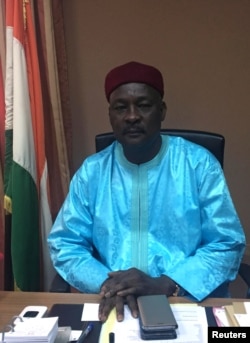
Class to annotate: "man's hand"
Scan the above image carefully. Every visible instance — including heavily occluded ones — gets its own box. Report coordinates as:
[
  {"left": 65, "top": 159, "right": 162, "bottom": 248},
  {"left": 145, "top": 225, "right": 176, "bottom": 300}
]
[
  {"left": 98, "top": 294, "right": 138, "bottom": 323},
  {"left": 100, "top": 268, "right": 176, "bottom": 298},
  {"left": 98, "top": 268, "right": 177, "bottom": 322}
]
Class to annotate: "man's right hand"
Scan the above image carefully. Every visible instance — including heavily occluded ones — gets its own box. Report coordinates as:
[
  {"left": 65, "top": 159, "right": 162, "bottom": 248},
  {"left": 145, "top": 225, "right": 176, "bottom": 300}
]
[{"left": 98, "top": 294, "right": 138, "bottom": 323}]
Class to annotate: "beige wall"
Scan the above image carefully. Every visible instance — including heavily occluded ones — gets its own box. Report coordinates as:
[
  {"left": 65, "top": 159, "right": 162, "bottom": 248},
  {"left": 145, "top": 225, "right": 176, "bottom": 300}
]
[{"left": 62, "top": 0, "right": 250, "bottom": 247}]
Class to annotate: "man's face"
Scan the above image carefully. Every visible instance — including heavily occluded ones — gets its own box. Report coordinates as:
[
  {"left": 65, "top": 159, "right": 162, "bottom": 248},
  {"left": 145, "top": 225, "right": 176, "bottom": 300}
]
[{"left": 108, "top": 83, "right": 166, "bottom": 147}]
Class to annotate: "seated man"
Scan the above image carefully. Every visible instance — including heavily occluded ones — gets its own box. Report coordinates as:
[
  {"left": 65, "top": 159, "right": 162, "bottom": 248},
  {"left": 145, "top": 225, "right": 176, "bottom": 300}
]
[{"left": 48, "top": 61, "right": 246, "bottom": 322}]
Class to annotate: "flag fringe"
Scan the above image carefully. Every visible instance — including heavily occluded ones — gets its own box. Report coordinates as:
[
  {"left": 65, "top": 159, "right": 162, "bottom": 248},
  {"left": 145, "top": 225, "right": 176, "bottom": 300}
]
[{"left": 4, "top": 195, "right": 12, "bottom": 214}]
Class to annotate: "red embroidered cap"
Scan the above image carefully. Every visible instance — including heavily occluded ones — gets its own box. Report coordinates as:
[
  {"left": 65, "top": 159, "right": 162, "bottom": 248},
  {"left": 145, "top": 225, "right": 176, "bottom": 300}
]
[{"left": 105, "top": 61, "right": 164, "bottom": 101}]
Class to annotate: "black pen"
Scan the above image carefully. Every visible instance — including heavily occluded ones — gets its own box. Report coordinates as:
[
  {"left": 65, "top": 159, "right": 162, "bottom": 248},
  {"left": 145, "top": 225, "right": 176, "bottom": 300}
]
[
  {"left": 77, "top": 323, "right": 94, "bottom": 343},
  {"left": 109, "top": 332, "right": 115, "bottom": 343}
]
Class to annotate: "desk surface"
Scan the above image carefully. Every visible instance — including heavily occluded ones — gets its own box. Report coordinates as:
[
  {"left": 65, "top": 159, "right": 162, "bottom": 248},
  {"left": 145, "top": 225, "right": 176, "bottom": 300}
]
[{"left": 0, "top": 291, "right": 249, "bottom": 328}]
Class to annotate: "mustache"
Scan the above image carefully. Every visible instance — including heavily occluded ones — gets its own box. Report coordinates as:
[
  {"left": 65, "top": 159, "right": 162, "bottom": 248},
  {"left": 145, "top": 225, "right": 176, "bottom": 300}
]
[{"left": 122, "top": 126, "right": 145, "bottom": 134}]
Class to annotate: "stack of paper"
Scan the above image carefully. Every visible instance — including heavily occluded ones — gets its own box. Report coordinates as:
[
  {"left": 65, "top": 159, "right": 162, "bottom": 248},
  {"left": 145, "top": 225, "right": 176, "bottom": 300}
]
[
  {"left": 213, "top": 302, "right": 250, "bottom": 327},
  {"left": 3, "top": 317, "right": 58, "bottom": 343}
]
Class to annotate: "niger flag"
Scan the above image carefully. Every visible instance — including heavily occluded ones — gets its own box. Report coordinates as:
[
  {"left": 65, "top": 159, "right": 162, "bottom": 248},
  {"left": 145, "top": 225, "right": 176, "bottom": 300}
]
[{"left": 4, "top": 0, "right": 53, "bottom": 291}]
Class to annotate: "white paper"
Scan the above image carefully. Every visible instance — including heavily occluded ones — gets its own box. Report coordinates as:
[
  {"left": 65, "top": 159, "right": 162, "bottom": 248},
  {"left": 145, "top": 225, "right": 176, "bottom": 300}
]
[
  {"left": 234, "top": 314, "right": 250, "bottom": 327},
  {"left": 212, "top": 307, "right": 230, "bottom": 327},
  {"left": 234, "top": 302, "right": 250, "bottom": 327},
  {"left": 69, "top": 330, "right": 82, "bottom": 341},
  {"left": 99, "top": 304, "right": 208, "bottom": 343},
  {"left": 81, "top": 303, "right": 100, "bottom": 321}
]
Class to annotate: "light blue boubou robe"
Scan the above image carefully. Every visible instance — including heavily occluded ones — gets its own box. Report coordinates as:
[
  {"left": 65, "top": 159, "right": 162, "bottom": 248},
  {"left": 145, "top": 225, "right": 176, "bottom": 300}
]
[{"left": 48, "top": 135, "right": 245, "bottom": 300}]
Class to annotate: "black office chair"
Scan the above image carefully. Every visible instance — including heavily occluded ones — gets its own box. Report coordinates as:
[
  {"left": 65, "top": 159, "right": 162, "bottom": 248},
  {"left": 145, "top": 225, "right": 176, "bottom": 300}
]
[
  {"left": 50, "top": 129, "right": 249, "bottom": 297},
  {"left": 95, "top": 129, "right": 225, "bottom": 168},
  {"left": 238, "top": 263, "right": 250, "bottom": 299}
]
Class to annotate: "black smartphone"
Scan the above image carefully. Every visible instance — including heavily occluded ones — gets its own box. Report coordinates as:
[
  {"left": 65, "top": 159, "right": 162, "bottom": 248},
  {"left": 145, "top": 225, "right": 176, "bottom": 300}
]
[
  {"left": 137, "top": 295, "right": 178, "bottom": 332},
  {"left": 139, "top": 321, "right": 177, "bottom": 340}
]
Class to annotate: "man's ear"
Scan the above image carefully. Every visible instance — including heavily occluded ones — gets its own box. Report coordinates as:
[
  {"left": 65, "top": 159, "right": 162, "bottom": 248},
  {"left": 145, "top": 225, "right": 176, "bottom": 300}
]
[
  {"left": 108, "top": 108, "right": 114, "bottom": 129},
  {"left": 161, "top": 101, "right": 167, "bottom": 121}
]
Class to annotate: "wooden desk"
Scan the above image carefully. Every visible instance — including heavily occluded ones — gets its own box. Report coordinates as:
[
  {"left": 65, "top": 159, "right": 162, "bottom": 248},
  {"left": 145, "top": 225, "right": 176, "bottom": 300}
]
[
  {"left": 0, "top": 292, "right": 99, "bottom": 328},
  {"left": 0, "top": 291, "right": 249, "bottom": 328}
]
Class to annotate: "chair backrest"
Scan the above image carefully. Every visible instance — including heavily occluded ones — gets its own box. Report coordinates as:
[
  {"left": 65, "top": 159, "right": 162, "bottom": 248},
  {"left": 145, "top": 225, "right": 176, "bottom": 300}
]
[{"left": 95, "top": 129, "right": 225, "bottom": 168}]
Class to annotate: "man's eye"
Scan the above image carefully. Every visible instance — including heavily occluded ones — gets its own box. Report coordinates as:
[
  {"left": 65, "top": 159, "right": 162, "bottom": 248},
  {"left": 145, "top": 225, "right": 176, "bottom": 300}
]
[
  {"left": 113, "top": 105, "right": 126, "bottom": 112},
  {"left": 138, "top": 103, "right": 151, "bottom": 109}
]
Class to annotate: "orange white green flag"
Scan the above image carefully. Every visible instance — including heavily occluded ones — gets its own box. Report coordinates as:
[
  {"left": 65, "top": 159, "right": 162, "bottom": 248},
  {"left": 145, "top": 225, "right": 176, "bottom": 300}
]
[{"left": 4, "top": 0, "right": 54, "bottom": 291}]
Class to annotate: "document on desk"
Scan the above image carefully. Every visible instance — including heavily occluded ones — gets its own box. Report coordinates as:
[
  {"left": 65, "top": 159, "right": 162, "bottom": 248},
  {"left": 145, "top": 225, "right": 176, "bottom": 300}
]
[
  {"left": 233, "top": 301, "right": 250, "bottom": 327},
  {"left": 99, "top": 304, "right": 208, "bottom": 343}
]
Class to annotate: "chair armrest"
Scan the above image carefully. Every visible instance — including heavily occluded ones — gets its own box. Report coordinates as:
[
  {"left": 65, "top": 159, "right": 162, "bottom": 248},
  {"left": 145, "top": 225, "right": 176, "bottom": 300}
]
[
  {"left": 238, "top": 262, "right": 250, "bottom": 298},
  {"left": 50, "top": 273, "right": 71, "bottom": 293}
]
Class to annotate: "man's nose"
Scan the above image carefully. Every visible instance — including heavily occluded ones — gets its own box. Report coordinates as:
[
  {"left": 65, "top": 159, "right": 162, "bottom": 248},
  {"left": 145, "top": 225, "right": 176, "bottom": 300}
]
[{"left": 124, "top": 105, "right": 140, "bottom": 122}]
